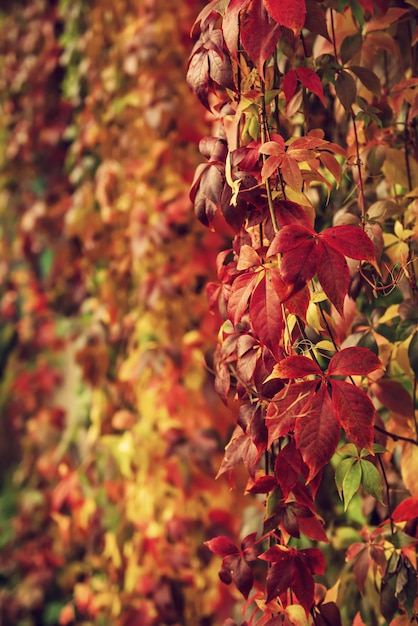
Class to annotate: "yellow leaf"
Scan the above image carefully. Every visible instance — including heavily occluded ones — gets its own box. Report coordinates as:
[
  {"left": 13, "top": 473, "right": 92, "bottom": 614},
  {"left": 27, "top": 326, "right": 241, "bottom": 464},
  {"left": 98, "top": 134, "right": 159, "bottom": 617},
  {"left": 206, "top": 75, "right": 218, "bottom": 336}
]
[
  {"left": 401, "top": 442, "right": 418, "bottom": 495},
  {"left": 383, "top": 233, "right": 409, "bottom": 264},
  {"left": 284, "top": 604, "right": 310, "bottom": 625},
  {"left": 324, "top": 579, "right": 340, "bottom": 604},
  {"left": 103, "top": 533, "right": 122, "bottom": 569},
  {"left": 382, "top": 148, "right": 418, "bottom": 189}
]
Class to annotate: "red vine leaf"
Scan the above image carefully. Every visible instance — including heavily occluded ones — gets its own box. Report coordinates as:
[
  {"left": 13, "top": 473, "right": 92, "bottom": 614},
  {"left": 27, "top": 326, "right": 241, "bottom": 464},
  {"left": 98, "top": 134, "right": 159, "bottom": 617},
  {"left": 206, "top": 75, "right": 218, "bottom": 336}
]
[
  {"left": 262, "top": 0, "right": 306, "bottom": 34},
  {"left": 370, "top": 379, "right": 414, "bottom": 418},
  {"left": 304, "top": 0, "right": 330, "bottom": 40},
  {"left": 295, "top": 67, "right": 326, "bottom": 106},
  {"left": 205, "top": 536, "right": 240, "bottom": 556},
  {"left": 267, "top": 223, "right": 376, "bottom": 314},
  {"left": 273, "top": 354, "right": 322, "bottom": 379},
  {"left": 190, "top": 162, "right": 225, "bottom": 227},
  {"left": 240, "top": 0, "right": 281, "bottom": 77},
  {"left": 295, "top": 385, "right": 341, "bottom": 482},
  {"left": 266, "top": 380, "right": 318, "bottom": 444},
  {"left": 216, "top": 425, "right": 263, "bottom": 479},
  {"left": 261, "top": 545, "right": 325, "bottom": 614},
  {"left": 328, "top": 347, "right": 382, "bottom": 377},
  {"left": 249, "top": 269, "right": 284, "bottom": 358},
  {"left": 222, "top": 0, "right": 249, "bottom": 61},
  {"left": 317, "top": 243, "right": 349, "bottom": 315},
  {"left": 329, "top": 380, "right": 375, "bottom": 452},
  {"left": 227, "top": 272, "right": 260, "bottom": 325},
  {"left": 392, "top": 497, "right": 418, "bottom": 523},
  {"left": 206, "top": 533, "right": 258, "bottom": 599},
  {"left": 320, "top": 225, "right": 376, "bottom": 264}
]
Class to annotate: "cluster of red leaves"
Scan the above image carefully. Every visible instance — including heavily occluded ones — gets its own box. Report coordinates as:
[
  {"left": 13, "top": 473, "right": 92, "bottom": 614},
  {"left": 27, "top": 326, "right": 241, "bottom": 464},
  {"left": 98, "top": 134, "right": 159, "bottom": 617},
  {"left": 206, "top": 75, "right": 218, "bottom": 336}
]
[{"left": 188, "top": 0, "right": 418, "bottom": 624}]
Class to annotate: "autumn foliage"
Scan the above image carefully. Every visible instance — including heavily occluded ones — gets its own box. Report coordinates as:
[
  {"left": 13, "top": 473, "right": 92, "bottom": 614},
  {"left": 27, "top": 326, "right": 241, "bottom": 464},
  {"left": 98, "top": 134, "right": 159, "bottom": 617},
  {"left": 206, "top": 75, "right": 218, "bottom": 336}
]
[
  {"left": 0, "top": 1, "right": 245, "bottom": 624},
  {"left": 188, "top": 0, "right": 418, "bottom": 624},
  {"left": 1, "top": 0, "right": 418, "bottom": 625}
]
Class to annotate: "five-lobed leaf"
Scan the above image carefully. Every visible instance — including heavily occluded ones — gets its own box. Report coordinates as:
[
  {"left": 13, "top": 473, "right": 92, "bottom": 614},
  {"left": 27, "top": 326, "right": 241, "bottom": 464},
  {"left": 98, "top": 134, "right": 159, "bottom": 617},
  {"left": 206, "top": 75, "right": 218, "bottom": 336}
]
[
  {"left": 261, "top": 545, "right": 325, "bottom": 614},
  {"left": 267, "top": 223, "right": 376, "bottom": 314}
]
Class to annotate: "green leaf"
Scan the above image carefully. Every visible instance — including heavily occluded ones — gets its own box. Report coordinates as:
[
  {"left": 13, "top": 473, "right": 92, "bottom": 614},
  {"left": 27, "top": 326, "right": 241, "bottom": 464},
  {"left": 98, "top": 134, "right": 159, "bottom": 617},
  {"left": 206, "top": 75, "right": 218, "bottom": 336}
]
[
  {"left": 350, "top": 0, "right": 365, "bottom": 26},
  {"left": 360, "top": 459, "right": 384, "bottom": 503},
  {"left": 39, "top": 248, "right": 54, "bottom": 279},
  {"left": 396, "top": 320, "right": 416, "bottom": 342},
  {"left": 357, "top": 330, "right": 378, "bottom": 355},
  {"left": 337, "top": 442, "right": 359, "bottom": 458},
  {"left": 335, "top": 455, "right": 361, "bottom": 511},
  {"left": 342, "top": 460, "right": 362, "bottom": 510}
]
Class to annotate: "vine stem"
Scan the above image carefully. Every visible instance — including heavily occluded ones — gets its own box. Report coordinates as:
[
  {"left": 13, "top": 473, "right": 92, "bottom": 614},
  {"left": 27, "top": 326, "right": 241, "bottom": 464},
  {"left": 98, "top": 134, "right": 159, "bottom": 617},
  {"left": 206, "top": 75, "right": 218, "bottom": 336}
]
[
  {"left": 351, "top": 109, "right": 366, "bottom": 225},
  {"left": 377, "top": 453, "right": 394, "bottom": 535},
  {"left": 404, "top": 103, "right": 412, "bottom": 192},
  {"left": 259, "top": 96, "right": 280, "bottom": 233},
  {"left": 330, "top": 9, "right": 339, "bottom": 62},
  {"left": 374, "top": 424, "right": 418, "bottom": 447}
]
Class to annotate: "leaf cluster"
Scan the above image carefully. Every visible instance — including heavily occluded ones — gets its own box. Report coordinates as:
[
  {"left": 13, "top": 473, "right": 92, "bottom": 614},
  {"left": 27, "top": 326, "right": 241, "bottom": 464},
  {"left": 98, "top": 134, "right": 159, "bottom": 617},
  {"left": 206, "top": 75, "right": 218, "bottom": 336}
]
[{"left": 189, "top": 0, "right": 418, "bottom": 624}]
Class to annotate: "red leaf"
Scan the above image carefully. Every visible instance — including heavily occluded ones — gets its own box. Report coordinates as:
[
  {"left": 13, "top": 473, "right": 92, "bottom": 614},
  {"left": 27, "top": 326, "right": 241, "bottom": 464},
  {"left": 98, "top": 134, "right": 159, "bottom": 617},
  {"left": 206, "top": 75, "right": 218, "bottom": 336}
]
[
  {"left": 295, "top": 67, "right": 325, "bottom": 106},
  {"left": 216, "top": 425, "right": 262, "bottom": 478},
  {"left": 221, "top": 554, "right": 254, "bottom": 598},
  {"left": 277, "top": 239, "right": 319, "bottom": 291},
  {"left": 298, "top": 547, "right": 326, "bottom": 575},
  {"left": 190, "top": 162, "right": 225, "bottom": 227},
  {"left": 319, "top": 151, "right": 342, "bottom": 184},
  {"left": 205, "top": 536, "right": 238, "bottom": 556},
  {"left": 273, "top": 354, "right": 322, "bottom": 379},
  {"left": 283, "top": 70, "right": 298, "bottom": 106},
  {"left": 265, "top": 559, "right": 294, "bottom": 601},
  {"left": 266, "top": 380, "right": 318, "bottom": 444},
  {"left": 330, "top": 380, "right": 375, "bottom": 451},
  {"left": 186, "top": 48, "right": 210, "bottom": 109},
  {"left": 263, "top": 0, "right": 306, "bottom": 33},
  {"left": 222, "top": 0, "right": 249, "bottom": 61},
  {"left": 370, "top": 379, "right": 414, "bottom": 418},
  {"left": 228, "top": 272, "right": 259, "bottom": 324},
  {"left": 298, "top": 513, "right": 328, "bottom": 542},
  {"left": 249, "top": 271, "right": 284, "bottom": 358},
  {"left": 263, "top": 546, "right": 323, "bottom": 614},
  {"left": 261, "top": 154, "right": 282, "bottom": 180},
  {"left": 285, "top": 284, "right": 311, "bottom": 320},
  {"left": 304, "top": 0, "right": 330, "bottom": 40},
  {"left": 247, "top": 474, "right": 277, "bottom": 494},
  {"left": 260, "top": 544, "right": 291, "bottom": 563},
  {"left": 274, "top": 439, "right": 302, "bottom": 497},
  {"left": 241, "top": 532, "right": 259, "bottom": 561},
  {"left": 241, "top": 0, "right": 281, "bottom": 77},
  {"left": 274, "top": 200, "right": 312, "bottom": 228},
  {"left": 281, "top": 154, "right": 303, "bottom": 191},
  {"left": 320, "top": 225, "right": 376, "bottom": 263},
  {"left": 328, "top": 347, "right": 382, "bottom": 377},
  {"left": 316, "top": 244, "right": 349, "bottom": 315},
  {"left": 392, "top": 497, "right": 418, "bottom": 522},
  {"left": 365, "top": 7, "right": 408, "bottom": 33},
  {"left": 295, "top": 385, "right": 340, "bottom": 481}
]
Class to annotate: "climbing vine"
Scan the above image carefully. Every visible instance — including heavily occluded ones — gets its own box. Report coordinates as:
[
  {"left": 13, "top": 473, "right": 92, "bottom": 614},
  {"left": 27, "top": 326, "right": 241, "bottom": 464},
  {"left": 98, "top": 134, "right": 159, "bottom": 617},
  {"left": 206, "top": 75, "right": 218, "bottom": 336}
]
[{"left": 188, "top": 1, "right": 418, "bottom": 624}]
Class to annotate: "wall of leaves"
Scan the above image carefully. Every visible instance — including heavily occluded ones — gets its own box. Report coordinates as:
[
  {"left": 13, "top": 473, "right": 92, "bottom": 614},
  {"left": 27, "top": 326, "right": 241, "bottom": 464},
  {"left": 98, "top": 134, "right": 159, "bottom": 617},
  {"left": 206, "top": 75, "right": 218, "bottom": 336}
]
[{"left": 0, "top": 1, "right": 246, "bottom": 624}]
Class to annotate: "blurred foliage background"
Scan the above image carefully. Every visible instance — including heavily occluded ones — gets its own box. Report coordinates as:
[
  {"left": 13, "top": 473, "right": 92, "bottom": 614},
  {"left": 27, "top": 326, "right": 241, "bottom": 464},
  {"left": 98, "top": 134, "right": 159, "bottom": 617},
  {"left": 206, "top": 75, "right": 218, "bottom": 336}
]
[{"left": 0, "top": 1, "right": 248, "bottom": 624}]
